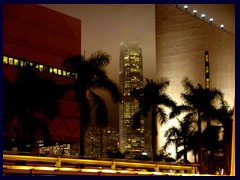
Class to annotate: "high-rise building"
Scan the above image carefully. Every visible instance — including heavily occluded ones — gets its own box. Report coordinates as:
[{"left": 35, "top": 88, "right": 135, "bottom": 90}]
[
  {"left": 3, "top": 4, "right": 81, "bottom": 150},
  {"left": 84, "top": 126, "right": 119, "bottom": 158},
  {"left": 155, "top": 4, "right": 235, "bottom": 159},
  {"left": 119, "top": 42, "right": 145, "bottom": 158}
]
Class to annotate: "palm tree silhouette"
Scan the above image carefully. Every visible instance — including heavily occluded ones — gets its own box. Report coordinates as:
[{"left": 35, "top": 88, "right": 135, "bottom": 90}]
[
  {"left": 170, "top": 77, "right": 222, "bottom": 173},
  {"left": 4, "top": 64, "right": 64, "bottom": 151},
  {"left": 131, "top": 78, "right": 176, "bottom": 159},
  {"left": 63, "top": 51, "right": 121, "bottom": 157},
  {"left": 163, "top": 117, "right": 195, "bottom": 163}
]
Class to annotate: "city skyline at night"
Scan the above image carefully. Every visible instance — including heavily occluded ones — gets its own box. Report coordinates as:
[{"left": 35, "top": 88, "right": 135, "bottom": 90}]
[
  {"left": 40, "top": 4, "right": 235, "bottom": 129},
  {"left": 2, "top": 3, "right": 236, "bottom": 175}
]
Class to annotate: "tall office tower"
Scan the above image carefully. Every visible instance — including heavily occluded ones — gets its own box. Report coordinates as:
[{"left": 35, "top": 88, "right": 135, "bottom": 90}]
[
  {"left": 119, "top": 42, "right": 145, "bottom": 158},
  {"left": 155, "top": 4, "right": 235, "bottom": 159}
]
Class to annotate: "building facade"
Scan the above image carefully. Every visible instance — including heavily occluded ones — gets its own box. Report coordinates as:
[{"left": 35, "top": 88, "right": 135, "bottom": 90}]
[
  {"left": 3, "top": 4, "right": 82, "bottom": 150},
  {"left": 155, "top": 4, "right": 235, "bottom": 159},
  {"left": 119, "top": 42, "right": 146, "bottom": 158},
  {"left": 84, "top": 126, "right": 119, "bottom": 158}
]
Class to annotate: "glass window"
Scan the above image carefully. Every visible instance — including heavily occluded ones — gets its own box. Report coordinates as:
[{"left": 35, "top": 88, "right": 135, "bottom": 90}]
[
  {"left": 3, "top": 56, "right": 8, "bottom": 64},
  {"left": 49, "top": 67, "right": 53, "bottom": 73},
  {"left": 14, "top": 58, "right": 19, "bottom": 66},
  {"left": 9, "top": 57, "right": 13, "bottom": 65},
  {"left": 67, "top": 72, "right": 71, "bottom": 77},
  {"left": 20, "top": 60, "right": 25, "bottom": 67},
  {"left": 58, "top": 69, "right": 62, "bottom": 75},
  {"left": 39, "top": 64, "right": 44, "bottom": 72},
  {"left": 62, "top": 70, "right": 66, "bottom": 76},
  {"left": 53, "top": 68, "right": 58, "bottom": 74}
]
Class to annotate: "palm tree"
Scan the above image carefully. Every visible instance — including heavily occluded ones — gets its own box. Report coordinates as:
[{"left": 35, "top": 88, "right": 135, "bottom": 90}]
[
  {"left": 4, "top": 64, "right": 64, "bottom": 151},
  {"left": 216, "top": 98, "right": 233, "bottom": 175},
  {"left": 163, "top": 117, "right": 195, "bottom": 163},
  {"left": 170, "top": 77, "right": 223, "bottom": 173},
  {"left": 131, "top": 78, "right": 176, "bottom": 159},
  {"left": 63, "top": 51, "right": 121, "bottom": 157}
]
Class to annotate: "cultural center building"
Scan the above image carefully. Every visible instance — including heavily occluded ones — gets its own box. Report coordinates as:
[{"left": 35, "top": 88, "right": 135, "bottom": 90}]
[
  {"left": 3, "top": 4, "right": 82, "bottom": 152},
  {"left": 155, "top": 4, "right": 235, "bottom": 159}
]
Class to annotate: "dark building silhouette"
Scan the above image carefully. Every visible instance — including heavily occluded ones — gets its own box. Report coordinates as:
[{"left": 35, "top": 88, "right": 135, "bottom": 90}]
[{"left": 3, "top": 4, "right": 81, "bottom": 151}]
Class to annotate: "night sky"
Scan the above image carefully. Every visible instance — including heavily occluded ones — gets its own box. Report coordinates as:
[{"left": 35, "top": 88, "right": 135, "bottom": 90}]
[{"left": 40, "top": 4, "right": 235, "bottom": 129}]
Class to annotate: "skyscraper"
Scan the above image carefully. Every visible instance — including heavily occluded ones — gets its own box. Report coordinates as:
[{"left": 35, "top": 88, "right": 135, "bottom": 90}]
[{"left": 119, "top": 42, "right": 145, "bottom": 158}]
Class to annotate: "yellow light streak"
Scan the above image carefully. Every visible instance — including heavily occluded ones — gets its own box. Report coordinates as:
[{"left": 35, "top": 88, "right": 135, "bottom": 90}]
[{"left": 80, "top": 169, "right": 99, "bottom": 173}]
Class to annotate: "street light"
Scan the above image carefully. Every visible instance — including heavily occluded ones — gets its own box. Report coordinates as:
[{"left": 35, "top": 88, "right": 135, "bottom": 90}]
[
  {"left": 184, "top": 5, "right": 188, "bottom": 12},
  {"left": 193, "top": 9, "right": 197, "bottom": 16},
  {"left": 209, "top": 18, "right": 213, "bottom": 24},
  {"left": 220, "top": 24, "right": 224, "bottom": 29},
  {"left": 201, "top": 14, "right": 206, "bottom": 20}
]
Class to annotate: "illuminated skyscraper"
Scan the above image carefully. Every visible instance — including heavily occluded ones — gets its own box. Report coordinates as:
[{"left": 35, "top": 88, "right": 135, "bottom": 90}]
[{"left": 119, "top": 42, "right": 145, "bottom": 157}]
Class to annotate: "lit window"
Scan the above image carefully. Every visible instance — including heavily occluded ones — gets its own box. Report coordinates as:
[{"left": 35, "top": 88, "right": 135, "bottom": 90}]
[
  {"left": 14, "top": 58, "right": 19, "bottom": 66},
  {"left": 67, "top": 72, "right": 71, "bottom": 77},
  {"left": 62, "top": 70, "right": 66, "bottom": 76},
  {"left": 29, "top": 62, "right": 34, "bottom": 66},
  {"left": 205, "top": 54, "right": 209, "bottom": 62},
  {"left": 53, "top": 68, "right": 57, "bottom": 74},
  {"left": 20, "top": 60, "right": 25, "bottom": 67},
  {"left": 3, "top": 56, "right": 8, "bottom": 64},
  {"left": 58, "top": 69, "right": 62, "bottom": 75},
  {"left": 49, "top": 67, "right": 53, "bottom": 73},
  {"left": 9, "top": 57, "right": 13, "bottom": 65},
  {"left": 39, "top": 64, "right": 44, "bottom": 71}
]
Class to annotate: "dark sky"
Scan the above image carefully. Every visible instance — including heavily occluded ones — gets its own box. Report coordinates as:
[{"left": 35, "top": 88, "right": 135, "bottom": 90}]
[{"left": 40, "top": 4, "right": 235, "bottom": 129}]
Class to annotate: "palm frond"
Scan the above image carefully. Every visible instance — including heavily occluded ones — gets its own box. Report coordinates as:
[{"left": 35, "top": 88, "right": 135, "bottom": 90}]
[
  {"left": 88, "top": 50, "right": 110, "bottom": 67},
  {"left": 88, "top": 90, "right": 108, "bottom": 129},
  {"left": 156, "top": 106, "right": 168, "bottom": 125},
  {"left": 157, "top": 93, "right": 176, "bottom": 110},
  {"left": 63, "top": 55, "right": 85, "bottom": 73},
  {"left": 90, "top": 79, "right": 122, "bottom": 103},
  {"left": 132, "top": 110, "right": 142, "bottom": 130}
]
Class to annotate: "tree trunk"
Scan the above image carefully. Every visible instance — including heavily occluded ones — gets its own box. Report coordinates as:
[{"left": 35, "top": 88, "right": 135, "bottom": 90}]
[
  {"left": 151, "top": 106, "right": 157, "bottom": 159},
  {"left": 224, "top": 121, "right": 231, "bottom": 175},
  {"left": 197, "top": 113, "right": 202, "bottom": 173},
  {"left": 183, "top": 138, "right": 187, "bottom": 163},
  {"left": 100, "top": 128, "right": 103, "bottom": 158},
  {"left": 17, "top": 117, "right": 22, "bottom": 151}
]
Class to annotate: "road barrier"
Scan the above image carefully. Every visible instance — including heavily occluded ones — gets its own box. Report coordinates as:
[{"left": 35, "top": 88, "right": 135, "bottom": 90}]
[{"left": 3, "top": 153, "right": 201, "bottom": 176}]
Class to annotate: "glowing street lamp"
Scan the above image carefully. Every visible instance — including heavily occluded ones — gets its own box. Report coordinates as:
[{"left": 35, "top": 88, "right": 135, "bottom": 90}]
[
  {"left": 184, "top": 5, "right": 188, "bottom": 12},
  {"left": 201, "top": 14, "right": 206, "bottom": 20},
  {"left": 220, "top": 24, "right": 224, "bottom": 29},
  {"left": 209, "top": 18, "right": 213, "bottom": 24},
  {"left": 193, "top": 9, "right": 197, "bottom": 16}
]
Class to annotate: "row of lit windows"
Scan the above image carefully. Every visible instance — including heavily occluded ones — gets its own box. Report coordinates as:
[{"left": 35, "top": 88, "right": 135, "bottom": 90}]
[
  {"left": 205, "top": 52, "right": 210, "bottom": 89},
  {"left": 205, "top": 54, "right": 209, "bottom": 62},
  {"left": 3, "top": 55, "right": 77, "bottom": 79}
]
